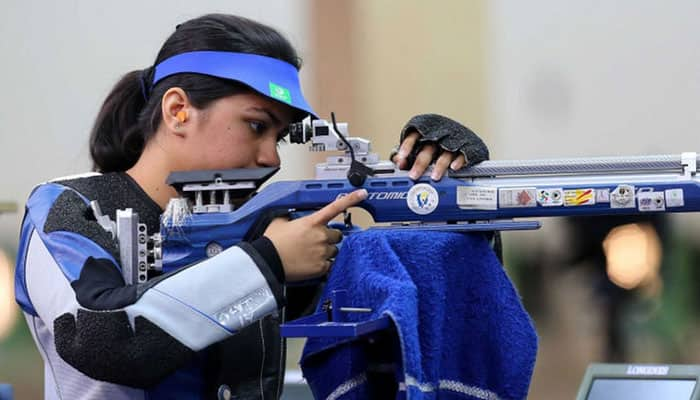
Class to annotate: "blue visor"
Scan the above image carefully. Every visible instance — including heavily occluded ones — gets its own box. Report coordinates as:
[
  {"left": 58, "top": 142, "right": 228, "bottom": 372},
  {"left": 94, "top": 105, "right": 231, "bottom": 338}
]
[{"left": 152, "top": 51, "right": 317, "bottom": 119}]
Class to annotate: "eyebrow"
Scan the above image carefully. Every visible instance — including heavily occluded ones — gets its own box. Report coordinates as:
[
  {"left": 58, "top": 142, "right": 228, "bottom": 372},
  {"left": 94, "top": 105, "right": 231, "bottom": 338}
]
[{"left": 247, "top": 107, "right": 281, "bottom": 126}]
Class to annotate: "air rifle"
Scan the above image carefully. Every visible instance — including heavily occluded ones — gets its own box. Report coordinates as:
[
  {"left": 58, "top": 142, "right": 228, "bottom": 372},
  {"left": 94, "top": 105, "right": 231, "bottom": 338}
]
[{"left": 92, "top": 116, "right": 700, "bottom": 287}]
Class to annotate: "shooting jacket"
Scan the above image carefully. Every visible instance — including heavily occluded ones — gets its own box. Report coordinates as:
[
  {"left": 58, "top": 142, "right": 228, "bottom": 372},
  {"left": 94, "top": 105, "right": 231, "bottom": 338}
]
[{"left": 15, "top": 172, "right": 315, "bottom": 399}]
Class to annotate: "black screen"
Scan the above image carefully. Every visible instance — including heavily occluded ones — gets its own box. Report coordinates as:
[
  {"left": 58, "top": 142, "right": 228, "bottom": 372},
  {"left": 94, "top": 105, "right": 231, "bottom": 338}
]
[{"left": 587, "top": 378, "right": 696, "bottom": 400}]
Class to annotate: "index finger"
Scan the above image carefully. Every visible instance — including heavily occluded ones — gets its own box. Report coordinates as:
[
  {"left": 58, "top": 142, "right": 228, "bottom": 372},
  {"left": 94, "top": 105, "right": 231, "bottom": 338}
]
[{"left": 310, "top": 189, "right": 368, "bottom": 225}]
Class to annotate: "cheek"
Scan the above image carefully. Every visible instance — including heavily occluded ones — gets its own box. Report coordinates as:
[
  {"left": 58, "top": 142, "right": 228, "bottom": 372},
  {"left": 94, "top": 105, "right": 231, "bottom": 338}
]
[
  {"left": 224, "top": 123, "right": 256, "bottom": 151},
  {"left": 202, "top": 123, "right": 257, "bottom": 167}
]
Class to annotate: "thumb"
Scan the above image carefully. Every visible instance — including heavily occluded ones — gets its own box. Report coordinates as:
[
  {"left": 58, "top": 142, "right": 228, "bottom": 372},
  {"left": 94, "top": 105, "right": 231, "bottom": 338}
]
[{"left": 310, "top": 189, "right": 368, "bottom": 225}]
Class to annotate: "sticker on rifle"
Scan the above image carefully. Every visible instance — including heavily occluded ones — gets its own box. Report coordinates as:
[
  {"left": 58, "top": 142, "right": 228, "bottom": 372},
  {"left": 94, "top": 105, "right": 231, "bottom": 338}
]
[
  {"left": 407, "top": 183, "right": 439, "bottom": 215},
  {"left": 638, "top": 188, "right": 665, "bottom": 211},
  {"left": 537, "top": 188, "right": 564, "bottom": 207},
  {"left": 610, "top": 185, "right": 635, "bottom": 208},
  {"left": 665, "top": 189, "right": 684, "bottom": 208},
  {"left": 596, "top": 188, "right": 610, "bottom": 203},
  {"left": 457, "top": 186, "right": 497, "bottom": 210},
  {"left": 499, "top": 188, "right": 537, "bottom": 208},
  {"left": 564, "top": 189, "right": 595, "bottom": 206}
]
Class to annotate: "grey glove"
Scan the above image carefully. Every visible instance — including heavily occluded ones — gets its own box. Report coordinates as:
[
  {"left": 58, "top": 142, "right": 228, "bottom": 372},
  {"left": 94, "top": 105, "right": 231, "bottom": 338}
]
[{"left": 395, "top": 113, "right": 489, "bottom": 168}]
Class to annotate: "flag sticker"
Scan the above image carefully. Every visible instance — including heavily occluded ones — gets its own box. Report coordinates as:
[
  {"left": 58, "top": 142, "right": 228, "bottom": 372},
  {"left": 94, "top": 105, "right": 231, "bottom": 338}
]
[
  {"left": 269, "top": 82, "right": 292, "bottom": 104},
  {"left": 564, "top": 189, "right": 595, "bottom": 206}
]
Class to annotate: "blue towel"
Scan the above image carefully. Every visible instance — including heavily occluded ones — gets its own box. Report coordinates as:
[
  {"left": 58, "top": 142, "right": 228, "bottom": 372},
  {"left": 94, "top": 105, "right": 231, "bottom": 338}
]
[{"left": 300, "top": 230, "right": 538, "bottom": 400}]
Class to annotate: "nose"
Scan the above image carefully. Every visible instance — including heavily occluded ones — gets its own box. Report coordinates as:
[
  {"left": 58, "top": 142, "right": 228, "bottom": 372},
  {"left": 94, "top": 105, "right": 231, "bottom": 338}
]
[{"left": 256, "top": 137, "right": 281, "bottom": 168}]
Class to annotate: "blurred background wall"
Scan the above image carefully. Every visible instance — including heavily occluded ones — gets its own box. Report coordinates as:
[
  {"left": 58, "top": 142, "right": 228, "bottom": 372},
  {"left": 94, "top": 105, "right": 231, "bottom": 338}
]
[{"left": 2, "top": 1, "right": 700, "bottom": 399}]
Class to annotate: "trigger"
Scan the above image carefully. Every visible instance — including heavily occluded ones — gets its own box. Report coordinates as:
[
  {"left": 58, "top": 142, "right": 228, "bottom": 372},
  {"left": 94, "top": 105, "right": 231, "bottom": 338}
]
[{"left": 343, "top": 211, "right": 352, "bottom": 229}]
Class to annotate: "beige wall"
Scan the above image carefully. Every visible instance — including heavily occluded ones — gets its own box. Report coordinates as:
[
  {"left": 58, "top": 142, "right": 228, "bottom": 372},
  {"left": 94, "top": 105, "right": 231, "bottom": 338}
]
[{"left": 311, "top": 1, "right": 488, "bottom": 159}]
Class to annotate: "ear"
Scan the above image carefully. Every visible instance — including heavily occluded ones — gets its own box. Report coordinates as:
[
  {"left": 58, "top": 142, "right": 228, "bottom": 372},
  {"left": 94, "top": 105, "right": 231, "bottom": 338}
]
[{"left": 161, "top": 87, "right": 192, "bottom": 138}]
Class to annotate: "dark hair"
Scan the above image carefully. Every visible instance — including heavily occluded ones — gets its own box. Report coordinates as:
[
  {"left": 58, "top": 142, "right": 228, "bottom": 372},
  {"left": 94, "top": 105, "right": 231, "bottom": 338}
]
[{"left": 89, "top": 14, "right": 302, "bottom": 172}]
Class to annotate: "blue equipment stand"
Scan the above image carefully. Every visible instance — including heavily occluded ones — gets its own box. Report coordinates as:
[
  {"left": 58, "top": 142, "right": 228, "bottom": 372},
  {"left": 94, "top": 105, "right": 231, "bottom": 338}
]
[{"left": 281, "top": 290, "right": 391, "bottom": 339}]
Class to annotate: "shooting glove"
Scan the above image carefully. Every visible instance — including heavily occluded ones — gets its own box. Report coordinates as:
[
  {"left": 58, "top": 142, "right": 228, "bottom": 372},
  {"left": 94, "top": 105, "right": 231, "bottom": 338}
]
[
  {"left": 394, "top": 113, "right": 490, "bottom": 168},
  {"left": 393, "top": 114, "right": 501, "bottom": 262}
]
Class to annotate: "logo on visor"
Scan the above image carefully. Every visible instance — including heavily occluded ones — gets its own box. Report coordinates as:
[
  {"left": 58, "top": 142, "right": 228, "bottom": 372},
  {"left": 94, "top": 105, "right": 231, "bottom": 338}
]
[{"left": 269, "top": 82, "right": 292, "bottom": 104}]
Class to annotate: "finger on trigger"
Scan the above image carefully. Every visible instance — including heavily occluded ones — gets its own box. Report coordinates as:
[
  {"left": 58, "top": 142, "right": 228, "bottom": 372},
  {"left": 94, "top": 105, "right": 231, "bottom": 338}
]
[
  {"left": 311, "top": 189, "right": 368, "bottom": 225},
  {"left": 431, "top": 151, "right": 453, "bottom": 181}
]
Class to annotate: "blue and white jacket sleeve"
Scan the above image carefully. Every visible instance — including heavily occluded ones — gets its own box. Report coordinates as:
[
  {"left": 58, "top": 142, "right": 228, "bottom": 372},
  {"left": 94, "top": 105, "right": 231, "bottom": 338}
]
[{"left": 14, "top": 182, "right": 286, "bottom": 388}]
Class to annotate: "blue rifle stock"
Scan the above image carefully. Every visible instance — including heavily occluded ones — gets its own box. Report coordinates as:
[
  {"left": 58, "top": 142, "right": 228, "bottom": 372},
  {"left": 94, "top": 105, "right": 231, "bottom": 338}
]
[
  {"left": 156, "top": 152, "right": 700, "bottom": 273},
  {"left": 158, "top": 172, "right": 525, "bottom": 272}
]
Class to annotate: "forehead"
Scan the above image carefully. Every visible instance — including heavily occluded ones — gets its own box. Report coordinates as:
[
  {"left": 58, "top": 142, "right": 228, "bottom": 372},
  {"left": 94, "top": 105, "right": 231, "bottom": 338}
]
[{"left": 212, "top": 91, "right": 299, "bottom": 123}]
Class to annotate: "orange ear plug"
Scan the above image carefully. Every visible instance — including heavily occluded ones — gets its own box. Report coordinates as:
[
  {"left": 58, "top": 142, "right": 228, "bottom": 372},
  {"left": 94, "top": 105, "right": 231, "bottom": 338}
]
[{"left": 176, "top": 110, "right": 188, "bottom": 123}]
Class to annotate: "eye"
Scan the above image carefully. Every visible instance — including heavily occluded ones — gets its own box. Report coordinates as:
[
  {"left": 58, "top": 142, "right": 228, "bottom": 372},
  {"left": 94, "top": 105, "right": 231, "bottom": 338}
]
[{"left": 249, "top": 120, "right": 268, "bottom": 134}]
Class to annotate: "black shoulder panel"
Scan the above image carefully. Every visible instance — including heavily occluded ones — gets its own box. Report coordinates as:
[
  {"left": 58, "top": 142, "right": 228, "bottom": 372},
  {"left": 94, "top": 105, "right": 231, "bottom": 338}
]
[
  {"left": 43, "top": 189, "right": 120, "bottom": 261},
  {"left": 59, "top": 173, "right": 162, "bottom": 234},
  {"left": 54, "top": 309, "right": 194, "bottom": 388}
]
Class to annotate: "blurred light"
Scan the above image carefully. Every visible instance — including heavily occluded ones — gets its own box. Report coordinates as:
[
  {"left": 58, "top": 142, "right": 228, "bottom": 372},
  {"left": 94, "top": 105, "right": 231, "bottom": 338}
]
[
  {"left": 602, "top": 223, "right": 662, "bottom": 291},
  {"left": 0, "top": 249, "right": 17, "bottom": 340}
]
